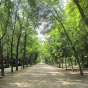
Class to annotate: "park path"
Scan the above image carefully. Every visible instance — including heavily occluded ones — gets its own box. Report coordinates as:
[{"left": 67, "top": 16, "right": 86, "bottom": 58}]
[{"left": 0, "top": 63, "right": 88, "bottom": 88}]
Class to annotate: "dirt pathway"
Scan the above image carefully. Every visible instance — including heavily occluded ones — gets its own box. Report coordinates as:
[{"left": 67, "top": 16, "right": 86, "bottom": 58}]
[{"left": 0, "top": 63, "right": 88, "bottom": 88}]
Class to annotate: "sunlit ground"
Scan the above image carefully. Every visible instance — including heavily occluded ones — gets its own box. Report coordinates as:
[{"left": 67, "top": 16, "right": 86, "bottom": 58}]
[{"left": 0, "top": 63, "right": 88, "bottom": 88}]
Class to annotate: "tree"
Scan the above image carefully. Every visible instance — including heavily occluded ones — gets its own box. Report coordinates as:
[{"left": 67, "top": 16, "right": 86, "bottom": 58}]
[{"left": 73, "top": 0, "right": 88, "bottom": 26}]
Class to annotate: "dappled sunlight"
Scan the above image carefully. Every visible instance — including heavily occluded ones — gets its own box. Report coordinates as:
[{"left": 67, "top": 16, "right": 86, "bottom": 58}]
[
  {"left": 29, "top": 73, "right": 47, "bottom": 77},
  {"left": 59, "top": 80, "right": 82, "bottom": 85},
  {"left": 46, "top": 72, "right": 60, "bottom": 74},
  {"left": 61, "top": 81, "right": 74, "bottom": 85},
  {"left": 0, "top": 64, "right": 88, "bottom": 88},
  {"left": 0, "top": 0, "right": 88, "bottom": 88},
  {"left": 9, "top": 82, "right": 29, "bottom": 87}
]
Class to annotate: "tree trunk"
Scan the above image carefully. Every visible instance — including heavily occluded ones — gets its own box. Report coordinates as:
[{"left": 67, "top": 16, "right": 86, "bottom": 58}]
[
  {"left": 65, "top": 57, "right": 67, "bottom": 70},
  {"left": 48, "top": 6, "right": 83, "bottom": 75},
  {"left": 16, "top": 30, "right": 21, "bottom": 71},
  {"left": 62, "top": 59, "right": 63, "bottom": 68},
  {"left": 0, "top": 39, "right": 4, "bottom": 76},
  {"left": 73, "top": 0, "right": 88, "bottom": 26},
  {"left": 81, "top": 55, "right": 84, "bottom": 64},
  {"left": 70, "top": 58, "right": 74, "bottom": 72},
  {"left": 22, "top": 32, "right": 27, "bottom": 68},
  {"left": 59, "top": 21, "right": 83, "bottom": 74},
  {"left": 10, "top": 29, "right": 15, "bottom": 73}
]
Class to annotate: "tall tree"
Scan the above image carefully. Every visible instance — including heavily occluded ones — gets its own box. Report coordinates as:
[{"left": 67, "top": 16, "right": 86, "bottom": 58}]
[{"left": 73, "top": 0, "right": 88, "bottom": 26}]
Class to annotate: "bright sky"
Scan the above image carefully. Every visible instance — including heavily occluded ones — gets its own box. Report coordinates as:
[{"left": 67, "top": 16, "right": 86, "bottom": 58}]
[
  {"left": 37, "top": 0, "right": 68, "bottom": 41},
  {"left": 37, "top": 22, "right": 46, "bottom": 41}
]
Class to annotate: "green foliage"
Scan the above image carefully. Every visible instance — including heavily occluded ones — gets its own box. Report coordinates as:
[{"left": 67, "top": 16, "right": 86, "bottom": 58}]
[{"left": 0, "top": 0, "right": 88, "bottom": 69}]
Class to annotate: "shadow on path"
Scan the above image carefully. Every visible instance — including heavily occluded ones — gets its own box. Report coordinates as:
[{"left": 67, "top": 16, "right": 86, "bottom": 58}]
[{"left": 0, "top": 63, "right": 88, "bottom": 88}]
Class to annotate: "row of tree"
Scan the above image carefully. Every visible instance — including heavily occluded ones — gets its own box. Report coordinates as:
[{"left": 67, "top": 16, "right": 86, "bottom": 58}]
[
  {"left": 0, "top": 0, "right": 88, "bottom": 76},
  {"left": 38, "top": 0, "right": 88, "bottom": 76},
  {"left": 0, "top": 0, "right": 39, "bottom": 76}
]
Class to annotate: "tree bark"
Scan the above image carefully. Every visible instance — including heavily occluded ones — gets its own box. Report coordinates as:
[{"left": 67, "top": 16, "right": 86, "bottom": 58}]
[
  {"left": 65, "top": 57, "right": 67, "bottom": 70},
  {"left": 16, "top": 29, "right": 22, "bottom": 71},
  {"left": 70, "top": 58, "right": 74, "bottom": 72},
  {"left": 73, "top": 0, "right": 88, "bottom": 26},
  {"left": 23, "top": 32, "right": 27, "bottom": 68},
  {"left": 0, "top": 39, "right": 4, "bottom": 76},
  {"left": 59, "top": 20, "right": 83, "bottom": 75},
  {"left": 47, "top": 5, "right": 83, "bottom": 75},
  {"left": 10, "top": 26, "right": 15, "bottom": 73}
]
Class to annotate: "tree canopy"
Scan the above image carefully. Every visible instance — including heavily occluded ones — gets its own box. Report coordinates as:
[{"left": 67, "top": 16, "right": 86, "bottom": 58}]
[{"left": 0, "top": 0, "right": 88, "bottom": 76}]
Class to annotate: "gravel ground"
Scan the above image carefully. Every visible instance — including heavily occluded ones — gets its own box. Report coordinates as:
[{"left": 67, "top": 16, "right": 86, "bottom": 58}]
[{"left": 0, "top": 63, "right": 88, "bottom": 88}]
